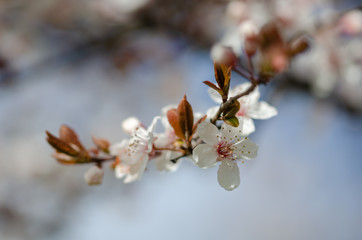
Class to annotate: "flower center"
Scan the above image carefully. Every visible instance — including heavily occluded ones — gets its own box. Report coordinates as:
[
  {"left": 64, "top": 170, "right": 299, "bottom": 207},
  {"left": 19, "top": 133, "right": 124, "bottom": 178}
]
[
  {"left": 236, "top": 105, "right": 247, "bottom": 116},
  {"left": 215, "top": 141, "right": 235, "bottom": 160}
]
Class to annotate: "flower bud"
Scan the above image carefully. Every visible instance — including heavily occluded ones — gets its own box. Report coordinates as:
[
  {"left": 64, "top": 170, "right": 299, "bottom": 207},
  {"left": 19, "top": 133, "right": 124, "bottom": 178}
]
[
  {"left": 84, "top": 166, "right": 104, "bottom": 186},
  {"left": 226, "top": 1, "right": 247, "bottom": 22},
  {"left": 289, "top": 36, "right": 310, "bottom": 57},
  {"left": 122, "top": 117, "right": 141, "bottom": 134},
  {"left": 338, "top": 10, "right": 362, "bottom": 36},
  {"left": 210, "top": 45, "right": 237, "bottom": 67},
  {"left": 239, "top": 21, "right": 259, "bottom": 56}
]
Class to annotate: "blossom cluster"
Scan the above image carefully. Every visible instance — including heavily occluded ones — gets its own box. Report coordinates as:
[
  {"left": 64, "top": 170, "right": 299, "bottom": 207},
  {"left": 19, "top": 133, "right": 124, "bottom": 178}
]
[
  {"left": 45, "top": 1, "right": 321, "bottom": 190},
  {"left": 46, "top": 58, "right": 282, "bottom": 191}
]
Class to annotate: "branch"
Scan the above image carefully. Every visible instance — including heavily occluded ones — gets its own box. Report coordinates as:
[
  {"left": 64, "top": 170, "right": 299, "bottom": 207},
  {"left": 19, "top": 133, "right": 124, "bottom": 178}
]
[{"left": 210, "top": 82, "right": 258, "bottom": 124}]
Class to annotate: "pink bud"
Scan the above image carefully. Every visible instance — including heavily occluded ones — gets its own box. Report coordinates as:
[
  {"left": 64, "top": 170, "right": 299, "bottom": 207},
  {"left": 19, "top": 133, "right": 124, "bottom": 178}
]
[
  {"left": 210, "top": 45, "right": 237, "bottom": 67},
  {"left": 226, "top": 1, "right": 247, "bottom": 22},
  {"left": 271, "top": 53, "right": 288, "bottom": 73},
  {"left": 338, "top": 10, "right": 362, "bottom": 36}
]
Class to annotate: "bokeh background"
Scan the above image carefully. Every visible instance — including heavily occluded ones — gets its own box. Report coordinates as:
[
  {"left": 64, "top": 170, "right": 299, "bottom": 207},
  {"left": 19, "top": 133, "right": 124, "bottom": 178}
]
[{"left": 0, "top": 0, "right": 361, "bottom": 239}]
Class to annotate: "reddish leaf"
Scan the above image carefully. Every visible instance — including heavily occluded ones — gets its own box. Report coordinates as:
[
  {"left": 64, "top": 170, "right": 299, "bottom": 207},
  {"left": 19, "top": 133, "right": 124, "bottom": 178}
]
[
  {"left": 46, "top": 131, "right": 79, "bottom": 156},
  {"left": 203, "top": 81, "right": 223, "bottom": 96},
  {"left": 177, "top": 95, "right": 194, "bottom": 140},
  {"left": 214, "top": 62, "right": 225, "bottom": 89},
  {"left": 167, "top": 108, "right": 185, "bottom": 140},
  {"left": 59, "top": 125, "right": 85, "bottom": 150},
  {"left": 92, "top": 136, "right": 110, "bottom": 153}
]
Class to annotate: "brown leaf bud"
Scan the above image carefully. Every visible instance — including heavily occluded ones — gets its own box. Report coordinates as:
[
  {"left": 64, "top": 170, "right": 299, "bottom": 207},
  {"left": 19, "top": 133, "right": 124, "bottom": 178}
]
[
  {"left": 167, "top": 108, "right": 185, "bottom": 140},
  {"left": 289, "top": 36, "right": 310, "bottom": 57},
  {"left": 46, "top": 131, "right": 79, "bottom": 156},
  {"left": 59, "top": 125, "right": 85, "bottom": 150},
  {"left": 177, "top": 95, "right": 194, "bottom": 141},
  {"left": 92, "top": 136, "right": 110, "bottom": 153}
]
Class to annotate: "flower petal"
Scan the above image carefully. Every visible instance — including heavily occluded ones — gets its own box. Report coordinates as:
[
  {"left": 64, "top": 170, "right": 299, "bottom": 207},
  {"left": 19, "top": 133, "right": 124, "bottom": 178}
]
[
  {"left": 217, "top": 160, "right": 240, "bottom": 191},
  {"left": 234, "top": 138, "right": 258, "bottom": 160},
  {"left": 220, "top": 122, "right": 240, "bottom": 141},
  {"left": 207, "top": 88, "right": 223, "bottom": 104},
  {"left": 206, "top": 106, "right": 219, "bottom": 120},
  {"left": 196, "top": 121, "right": 219, "bottom": 145},
  {"left": 236, "top": 117, "right": 255, "bottom": 136},
  {"left": 248, "top": 101, "right": 278, "bottom": 119},
  {"left": 147, "top": 116, "right": 161, "bottom": 133},
  {"left": 123, "top": 155, "right": 149, "bottom": 183},
  {"left": 192, "top": 144, "right": 218, "bottom": 169},
  {"left": 154, "top": 151, "right": 182, "bottom": 172}
]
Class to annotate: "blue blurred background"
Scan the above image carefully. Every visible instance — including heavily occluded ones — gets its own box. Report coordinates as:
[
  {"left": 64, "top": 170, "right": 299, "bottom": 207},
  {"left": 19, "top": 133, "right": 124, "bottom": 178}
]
[{"left": 0, "top": 0, "right": 361, "bottom": 239}]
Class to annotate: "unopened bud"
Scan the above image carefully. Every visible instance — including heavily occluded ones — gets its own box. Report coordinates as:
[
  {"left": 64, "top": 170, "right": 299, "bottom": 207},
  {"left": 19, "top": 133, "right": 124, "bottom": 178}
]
[
  {"left": 271, "top": 53, "right": 288, "bottom": 73},
  {"left": 338, "top": 10, "right": 362, "bottom": 36},
  {"left": 289, "top": 36, "right": 310, "bottom": 57},
  {"left": 239, "top": 20, "right": 259, "bottom": 40},
  {"left": 226, "top": 1, "right": 247, "bottom": 22},
  {"left": 84, "top": 166, "right": 104, "bottom": 186},
  {"left": 122, "top": 117, "right": 141, "bottom": 134},
  {"left": 239, "top": 21, "right": 259, "bottom": 56},
  {"left": 210, "top": 45, "right": 237, "bottom": 67}
]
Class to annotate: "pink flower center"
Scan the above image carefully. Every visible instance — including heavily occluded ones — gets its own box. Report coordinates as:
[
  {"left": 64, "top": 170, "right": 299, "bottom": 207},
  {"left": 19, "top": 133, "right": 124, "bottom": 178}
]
[
  {"left": 236, "top": 104, "right": 247, "bottom": 117},
  {"left": 215, "top": 141, "right": 235, "bottom": 160}
]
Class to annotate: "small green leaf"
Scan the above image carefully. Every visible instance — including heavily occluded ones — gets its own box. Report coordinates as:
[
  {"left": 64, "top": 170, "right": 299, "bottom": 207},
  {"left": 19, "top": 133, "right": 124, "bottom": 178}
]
[{"left": 223, "top": 116, "right": 239, "bottom": 127}]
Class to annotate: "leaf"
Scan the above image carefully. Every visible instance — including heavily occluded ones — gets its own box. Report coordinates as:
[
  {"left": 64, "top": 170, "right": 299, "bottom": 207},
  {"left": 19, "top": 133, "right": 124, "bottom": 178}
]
[
  {"left": 223, "top": 116, "right": 239, "bottom": 127},
  {"left": 177, "top": 95, "right": 194, "bottom": 140},
  {"left": 59, "top": 125, "right": 85, "bottom": 150},
  {"left": 223, "top": 101, "right": 240, "bottom": 118},
  {"left": 214, "top": 62, "right": 231, "bottom": 99},
  {"left": 46, "top": 131, "right": 79, "bottom": 156},
  {"left": 167, "top": 108, "right": 185, "bottom": 140},
  {"left": 92, "top": 136, "right": 110, "bottom": 153},
  {"left": 203, "top": 81, "right": 223, "bottom": 96},
  {"left": 214, "top": 62, "right": 225, "bottom": 89}
]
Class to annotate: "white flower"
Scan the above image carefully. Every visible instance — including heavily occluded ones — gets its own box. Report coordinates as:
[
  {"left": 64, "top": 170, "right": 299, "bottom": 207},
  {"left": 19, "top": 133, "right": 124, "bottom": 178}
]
[
  {"left": 206, "top": 82, "right": 277, "bottom": 135},
  {"left": 110, "top": 116, "right": 159, "bottom": 183},
  {"left": 193, "top": 121, "right": 258, "bottom": 191}
]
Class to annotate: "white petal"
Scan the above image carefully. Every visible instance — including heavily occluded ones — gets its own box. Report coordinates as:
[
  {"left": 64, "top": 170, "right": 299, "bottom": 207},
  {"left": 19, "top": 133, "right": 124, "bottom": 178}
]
[
  {"left": 217, "top": 160, "right": 240, "bottom": 191},
  {"left": 122, "top": 117, "right": 142, "bottom": 134},
  {"left": 248, "top": 101, "right": 278, "bottom": 119},
  {"left": 154, "top": 151, "right": 182, "bottom": 172},
  {"left": 207, "top": 88, "right": 223, "bottom": 104},
  {"left": 236, "top": 117, "right": 255, "bottom": 136},
  {"left": 115, "top": 164, "right": 128, "bottom": 179},
  {"left": 206, "top": 106, "right": 219, "bottom": 120},
  {"left": 124, "top": 155, "right": 149, "bottom": 183},
  {"left": 231, "top": 83, "right": 260, "bottom": 103},
  {"left": 109, "top": 140, "right": 129, "bottom": 156},
  {"left": 192, "top": 144, "right": 218, "bottom": 169},
  {"left": 147, "top": 116, "right": 161, "bottom": 133},
  {"left": 196, "top": 121, "right": 219, "bottom": 145},
  {"left": 234, "top": 138, "right": 258, "bottom": 160},
  {"left": 220, "top": 122, "right": 240, "bottom": 141}
]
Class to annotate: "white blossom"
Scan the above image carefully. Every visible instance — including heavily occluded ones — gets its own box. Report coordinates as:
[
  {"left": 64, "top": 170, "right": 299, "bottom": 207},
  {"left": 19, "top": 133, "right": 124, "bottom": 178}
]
[
  {"left": 193, "top": 121, "right": 258, "bottom": 191},
  {"left": 110, "top": 116, "right": 159, "bottom": 183},
  {"left": 206, "top": 82, "right": 277, "bottom": 135}
]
